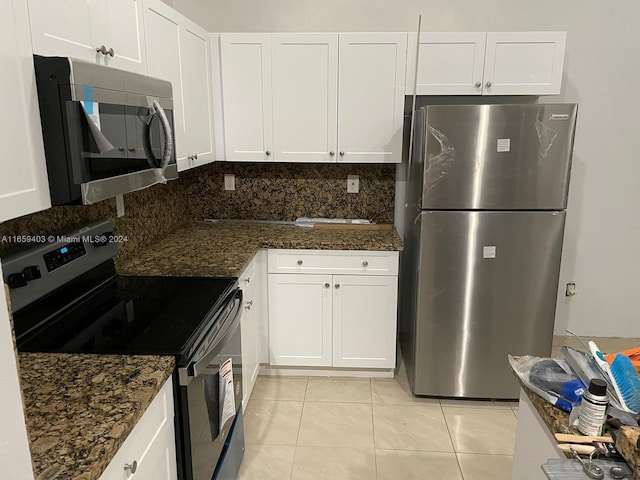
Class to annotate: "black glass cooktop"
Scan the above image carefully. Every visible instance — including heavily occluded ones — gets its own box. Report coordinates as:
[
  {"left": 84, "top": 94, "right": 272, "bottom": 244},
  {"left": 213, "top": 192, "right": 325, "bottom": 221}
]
[{"left": 14, "top": 262, "right": 237, "bottom": 363}]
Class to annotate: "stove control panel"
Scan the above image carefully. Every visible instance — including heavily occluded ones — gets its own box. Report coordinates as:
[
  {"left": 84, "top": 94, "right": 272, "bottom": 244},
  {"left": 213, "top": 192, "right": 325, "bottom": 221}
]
[
  {"left": 43, "top": 243, "right": 87, "bottom": 272},
  {"left": 0, "top": 219, "right": 117, "bottom": 312}
]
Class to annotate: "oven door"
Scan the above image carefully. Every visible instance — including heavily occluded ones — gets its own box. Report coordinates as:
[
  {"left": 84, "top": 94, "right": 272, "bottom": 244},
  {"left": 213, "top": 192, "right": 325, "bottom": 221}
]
[{"left": 177, "top": 289, "right": 244, "bottom": 480}]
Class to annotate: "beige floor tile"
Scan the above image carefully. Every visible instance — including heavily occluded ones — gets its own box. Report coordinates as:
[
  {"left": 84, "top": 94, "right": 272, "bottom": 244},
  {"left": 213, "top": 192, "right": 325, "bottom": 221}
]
[
  {"left": 238, "top": 445, "right": 295, "bottom": 480},
  {"left": 291, "top": 446, "right": 376, "bottom": 480},
  {"left": 372, "top": 404, "right": 453, "bottom": 452},
  {"left": 251, "top": 376, "right": 309, "bottom": 401},
  {"left": 371, "top": 379, "right": 440, "bottom": 406},
  {"left": 457, "top": 453, "right": 513, "bottom": 480},
  {"left": 304, "top": 377, "right": 371, "bottom": 403},
  {"left": 244, "top": 400, "right": 303, "bottom": 445},
  {"left": 376, "top": 450, "right": 462, "bottom": 480},
  {"left": 297, "top": 402, "right": 374, "bottom": 448},
  {"left": 443, "top": 406, "right": 517, "bottom": 454},
  {"left": 440, "top": 399, "right": 512, "bottom": 410}
]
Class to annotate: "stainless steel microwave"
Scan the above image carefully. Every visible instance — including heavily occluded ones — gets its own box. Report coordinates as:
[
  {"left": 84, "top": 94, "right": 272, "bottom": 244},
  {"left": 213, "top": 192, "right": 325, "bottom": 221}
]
[{"left": 33, "top": 55, "right": 178, "bottom": 205}]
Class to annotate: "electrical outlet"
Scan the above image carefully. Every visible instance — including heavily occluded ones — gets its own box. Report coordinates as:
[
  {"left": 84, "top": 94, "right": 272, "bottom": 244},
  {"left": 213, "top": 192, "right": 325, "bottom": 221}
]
[
  {"left": 224, "top": 174, "right": 235, "bottom": 191},
  {"left": 115, "top": 194, "right": 125, "bottom": 217},
  {"left": 347, "top": 175, "right": 359, "bottom": 194}
]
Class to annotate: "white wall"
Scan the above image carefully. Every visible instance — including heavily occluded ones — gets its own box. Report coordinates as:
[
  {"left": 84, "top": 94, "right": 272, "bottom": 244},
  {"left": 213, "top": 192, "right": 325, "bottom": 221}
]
[{"left": 173, "top": 0, "right": 640, "bottom": 339}]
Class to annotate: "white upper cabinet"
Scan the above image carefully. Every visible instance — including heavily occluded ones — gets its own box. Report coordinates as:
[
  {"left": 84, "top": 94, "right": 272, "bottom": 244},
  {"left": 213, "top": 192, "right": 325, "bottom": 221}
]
[
  {"left": 1, "top": 0, "right": 51, "bottom": 223},
  {"left": 406, "top": 32, "right": 486, "bottom": 95},
  {"left": 483, "top": 32, "right": 566, "bottom": 95},
  {"left": 28, "top": 0, "right": 147, "bottom": 74},
  {"left": 220, "top": 34, "right": 273, "bottom": 162},
  {"left": 407, "top": 31, "right": 565, "bottom": 95},
  {"left": 338, "top": 33, "right": 406, "bottom": 163},
  {"left": 180, "top": 22, "right": 215, "bottom": 168},
  {"left": 272, "top": 34, "right": 338, "bottom": 163},
  {"left": 143, "top": 0, "right": 215, "bottom": 171}
]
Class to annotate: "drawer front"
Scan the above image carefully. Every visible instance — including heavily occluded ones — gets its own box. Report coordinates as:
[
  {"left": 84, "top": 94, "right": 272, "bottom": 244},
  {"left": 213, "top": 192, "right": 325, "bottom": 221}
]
[
  {"left": 267, "top": 249, "right": 399, "bottom": 276},
  {"left": 98, "top": 377, "right": 175, "bottom": 480}
]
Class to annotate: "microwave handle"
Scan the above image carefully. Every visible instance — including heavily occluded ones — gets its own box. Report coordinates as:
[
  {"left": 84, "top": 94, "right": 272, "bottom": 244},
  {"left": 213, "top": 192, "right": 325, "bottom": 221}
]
[{"left": 142, "top": 100, "right": 173, "bottom": 170}]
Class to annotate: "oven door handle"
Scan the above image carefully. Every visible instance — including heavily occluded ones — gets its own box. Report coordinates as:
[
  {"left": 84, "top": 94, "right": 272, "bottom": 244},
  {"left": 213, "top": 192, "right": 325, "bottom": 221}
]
[{"left": 187, "top": 290, "right": 243, "bottom": 381}]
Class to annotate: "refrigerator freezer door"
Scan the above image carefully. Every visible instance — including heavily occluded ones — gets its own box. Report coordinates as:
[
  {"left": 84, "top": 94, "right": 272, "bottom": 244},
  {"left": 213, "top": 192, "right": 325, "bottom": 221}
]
[
  {"left": 421, "top": 104, "right": 577, "bottom": 210},
  {"left": 412, "top": 210, "right": 566, "bottom": 398}
]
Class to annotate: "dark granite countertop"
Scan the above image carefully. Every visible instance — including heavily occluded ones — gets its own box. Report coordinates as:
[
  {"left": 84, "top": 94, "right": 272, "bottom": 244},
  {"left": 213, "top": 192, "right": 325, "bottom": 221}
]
[
  {"left": 116, "top": 221, "right": 403, "bottom": 277},
  {"left": 518, "top": 377, "right": 639, "bottom": 479},
  {"left": 19, "top": 353, "right": 174, "bottom": 480}
]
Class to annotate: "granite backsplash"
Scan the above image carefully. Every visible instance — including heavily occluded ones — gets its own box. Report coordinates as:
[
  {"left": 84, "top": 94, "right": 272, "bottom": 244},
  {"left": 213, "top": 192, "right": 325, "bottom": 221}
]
[
  {"left": 188, "top": 162, "right": 396, "bottom": 223},
  {"left": 0, "top": 162, "right": 395, "bottom": 262}
]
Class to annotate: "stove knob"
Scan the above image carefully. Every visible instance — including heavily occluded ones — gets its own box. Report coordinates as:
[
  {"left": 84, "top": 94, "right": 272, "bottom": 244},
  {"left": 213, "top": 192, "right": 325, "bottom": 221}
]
[
  {"left": 93, "top": 232, "right": 112, "bottom": 247},
  {"left": 22, "top": 265, "right": 41, "bottom": 281},
  {"left": 7, "top": 273, "right": 27, "bottom": 289}
]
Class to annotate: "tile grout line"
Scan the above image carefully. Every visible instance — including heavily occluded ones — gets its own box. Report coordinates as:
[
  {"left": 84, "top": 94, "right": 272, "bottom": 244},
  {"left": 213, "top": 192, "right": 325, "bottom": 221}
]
[
  {"left": 369, "top": 378, "right": 378, "bottom": 480},
  {"left": 290, "top": 376, "right": 309, "bottom": 479},
  {"left": 439, "top": 399, "right": 466, "bottom": 480}
]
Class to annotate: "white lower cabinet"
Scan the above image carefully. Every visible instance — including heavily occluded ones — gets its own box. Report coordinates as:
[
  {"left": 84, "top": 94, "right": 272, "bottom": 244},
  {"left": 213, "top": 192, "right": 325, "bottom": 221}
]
[
  {"left": 98, "top": 377, "right": 177, "bottom": 480},
  {"left": 267, "top": 250, "right": 399, "bottom": 369},
  {"left": 240, "top": 250, "right": 267, "bottom": 405}
]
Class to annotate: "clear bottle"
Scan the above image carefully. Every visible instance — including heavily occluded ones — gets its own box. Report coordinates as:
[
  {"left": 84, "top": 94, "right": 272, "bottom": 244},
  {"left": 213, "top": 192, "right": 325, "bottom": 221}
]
[{"left": 577, "top": 379, "right": 608, "bottom": 436}]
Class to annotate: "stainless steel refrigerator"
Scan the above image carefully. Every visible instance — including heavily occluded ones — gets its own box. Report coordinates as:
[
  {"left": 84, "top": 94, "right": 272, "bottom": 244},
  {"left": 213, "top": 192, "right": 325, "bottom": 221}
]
[{"left": 399, "top": 103, "right": 578, "bottom": 399}]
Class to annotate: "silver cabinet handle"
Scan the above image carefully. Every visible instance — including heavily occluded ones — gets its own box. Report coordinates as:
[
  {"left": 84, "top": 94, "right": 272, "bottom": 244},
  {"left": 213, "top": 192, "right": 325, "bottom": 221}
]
[
  {"left": 244, "top": 277, "right": 251, "bottom": 284},
  {"left": 297, "top": 260, "right": 303, "bottom": 266},
  {"left": 107, "top": 47, "right": 115, "bottom": 57},
  {"left": 265, "top": 150, "right": 271, "bottom": 156},
  {"left": 324, "top": 283, "right": 330, "bottom": 288},
  {"left": 334, "top": 284, "right": 340, "bottom": 289},
  {"left": 329, "top": 151, "right": 335, "bottom": 156},
  {"left": 96, "top": 45, "right": 107, "bottom": 55},
  {"left": 362, "top": 261, "right": 368, "bottom": 267},
  {"left": 339, "top": 151, "right": 345, "bottom": 156},
  {"left": 124, "top": 461, "right": 138, "bottom": 473},
  {"left": 485, "top": 81, "right": 492, "bottom": 88},
  {"left": 194, "top": 153, "right": 198, "bottom": 160},
  {"left": 118, "top": 147, "right": 125, "bottom": 152},
  {"left": 244, "top": 300, "right": 253, "bottom": 310},
  {"left": 475, "top": 81, "right": 482, "bottom": 88},
  {"left": 128, "top": 147, "right": 136, "bottom": 152}
]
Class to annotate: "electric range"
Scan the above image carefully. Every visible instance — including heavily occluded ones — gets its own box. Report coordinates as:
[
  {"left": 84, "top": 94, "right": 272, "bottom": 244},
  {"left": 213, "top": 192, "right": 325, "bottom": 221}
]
[{"left": 2, "top": 219, "right": 245, "bottom": 480}]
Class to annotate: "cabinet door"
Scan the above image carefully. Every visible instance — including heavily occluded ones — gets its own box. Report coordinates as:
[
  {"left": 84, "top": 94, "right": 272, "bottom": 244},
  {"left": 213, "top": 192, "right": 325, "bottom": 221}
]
[
  {"left": 338, "top": 33, "right": 406, "bottom": 164},
  {"left": 406, "top": 32, "right": 486, "bottom": 95},
  {"left": 27, "top": 0, "right": 99, "bottom": 62},
  {"left": 98, "top": 378, "right": 176, "bottom": 480},
  {"left": 1, "top": 0, "right": 51, "bottom": 222},
  {"left": 272, "top": 34, "right": 338, "bottom": 163},
  {"left": 332, "top": 275, "right": 398, "bottom": 368},
  {"left": 268, "top": 274, "right": 333, "bottom": 366},
  {"left": 181, "top": 20, "right": 215, "bottom": 168},
  {"left": 143, "top": 0, "right": 188, "bottom": 168},
  {"left": 483, "top": 32, "right": 566, "bottom": 95},
  {"left": 220, "top": 34, "right": 273, "bottom": 162},
  {"left": 98, "top": 0, "right": 147, "bottom": 74}
]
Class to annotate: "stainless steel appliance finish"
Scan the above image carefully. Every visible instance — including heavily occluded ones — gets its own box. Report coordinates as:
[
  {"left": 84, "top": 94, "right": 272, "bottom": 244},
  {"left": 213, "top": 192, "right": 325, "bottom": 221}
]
[
  {"left": 421, "top": 104, "right": 576, "bottom": 210},
  {"left": 33, "top": 55, "right": 178, "bottom": 205},
  {"left": 400, "top": 103, "right": 577, "bottom": 399}
]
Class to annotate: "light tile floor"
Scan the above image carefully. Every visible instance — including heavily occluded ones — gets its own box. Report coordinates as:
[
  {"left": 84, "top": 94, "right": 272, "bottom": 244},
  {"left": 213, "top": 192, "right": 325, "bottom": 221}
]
[{"left": 239, "top": 336, "right": 639, "bottom": 480}]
